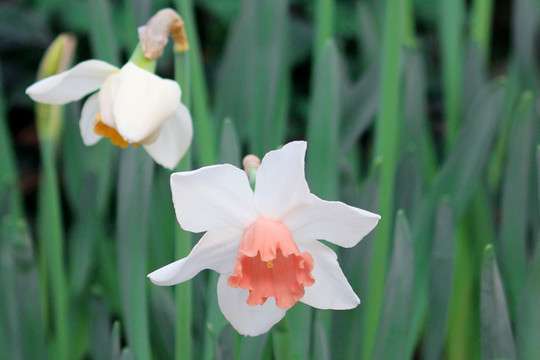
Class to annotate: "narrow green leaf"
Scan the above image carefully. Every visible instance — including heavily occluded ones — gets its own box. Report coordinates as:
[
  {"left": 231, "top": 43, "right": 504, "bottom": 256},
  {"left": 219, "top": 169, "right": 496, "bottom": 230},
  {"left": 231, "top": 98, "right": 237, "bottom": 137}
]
[
  {"left": 497, "top": 91, "right": 535, "bottom": 318},
  {"left": 516, "top": 242, "right": 540, "bottom": 358},
  {"left": 175, "top": 0, "right": 217, "bottom": 166},
  {"left": 407, "top": 81, "right": 506, "bottom": 355},
  {"left": 237, "top": 333, "right": 270, "bottom": 360},
  {"left": 481, "top": 245, "right": 516, "bottom": 360},
  {"left": 272, "top": 318, "right": 292, "bottom": 360},
  {"left": 220, "top": 118, "right": 241, "bottom": 167},
  {"left": 111, "top": 321, "right": 121, "bottom": 360},
  {"left": 340, "top": 61, "right": 379, "bottom": 156},
  {"left": 0, "top": 60, "right": 23, "bottom": 219},
  {"left": 90, "top": 289, "right": 113, "bottom": 360},
  {"left": 372, "top": 211, "right": 414, "bottom": 360},
  {"left": 312, "top": 315, "right": 330, "bottom": 360},
  {"left": 214, "top": 0, "right": 289, "bottom": 156},
  {"left": 356, "top": 2, "right": 380, "bottom": 65},
  {"left": 363, "top": 0, "right": 403, "bottom": 357},
  {"left": 423, "top": 200, "right": 455, "bottom": 359},
  {"left": 88, "top": 0, "right": 121, "bottom": 65},
  {"left": 512, "top": 0, "right": 540, "bottom": 87},
  {"left": 116, "top": 147, "right": 153, "bottom": 360},
  {"left": 306, "top": 40, "right": 341, "bottom": 199},
  {"left": 216, "top": 325, "right": 235, "bottom": 360},
  {"left": 149, "top": 286, "right": 175, "bottom": 360}
]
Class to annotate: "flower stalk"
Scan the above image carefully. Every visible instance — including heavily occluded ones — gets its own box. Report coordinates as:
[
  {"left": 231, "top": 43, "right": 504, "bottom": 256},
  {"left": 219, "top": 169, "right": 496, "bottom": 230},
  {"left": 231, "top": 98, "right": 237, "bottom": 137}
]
[{"left": 35, "top": 34, "right": 76, "bottom": 360}]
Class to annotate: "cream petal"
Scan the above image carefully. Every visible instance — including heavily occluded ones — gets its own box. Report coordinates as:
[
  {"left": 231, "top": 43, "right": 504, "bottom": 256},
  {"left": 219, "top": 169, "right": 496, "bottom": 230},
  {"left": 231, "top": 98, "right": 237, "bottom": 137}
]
[
  {"left": 170, "top": 164, "right": 258, "bottom": 233},
  {"left": 113, "top": 62, "right": 181, "bottom": 143},
  {"left": 79, "top": 93, "right": 102, "bottom": 146},
  {"left": 284, "top": 194, "right": 380, "bottom": 248},
  {"left": 147, "top": 230, "right": 241, "bottom": 286},
  {"left": 25, "top": 59, "right": 118, "bottom": 105},
  {"left": 98, "top": 72, "right": 120, "bottom": 128},
  {"left": 254, "top": 141, "right": 313, "bottom": 220},
  {"left": 296, "top": 238, "right": 360, "bottom": 310},
  {"left": 217, "top": 274, "right": 287, "bottom": 336},
  {"left": 143, "top": 103, "right": 193, "bottom": 169}
]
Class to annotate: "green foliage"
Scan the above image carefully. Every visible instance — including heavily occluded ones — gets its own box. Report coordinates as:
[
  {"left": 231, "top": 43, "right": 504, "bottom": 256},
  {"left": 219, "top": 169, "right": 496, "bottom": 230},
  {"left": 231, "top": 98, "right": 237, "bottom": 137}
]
[{"left": 1, "top": 0, "right": 539, "bottom": 359}]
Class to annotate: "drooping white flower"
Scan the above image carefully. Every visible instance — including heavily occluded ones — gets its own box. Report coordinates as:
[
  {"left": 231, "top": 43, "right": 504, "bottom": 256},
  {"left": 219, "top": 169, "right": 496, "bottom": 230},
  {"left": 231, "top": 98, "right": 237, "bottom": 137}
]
[
  {"left": 26, "top": 60, "right": 192, "bottom": 169},
  {"left": 148, "top": 141, "right": 380, "bottom": 336}
]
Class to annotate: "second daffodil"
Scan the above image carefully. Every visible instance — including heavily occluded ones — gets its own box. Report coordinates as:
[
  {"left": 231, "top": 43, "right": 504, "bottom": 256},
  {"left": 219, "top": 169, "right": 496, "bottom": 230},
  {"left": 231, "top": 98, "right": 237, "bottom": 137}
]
[
  {"left": 148, "top": 141, "right": 381, "bottom": 336},
  {"left": 26, "top": 60, "right": 192, "bottom": 169}
]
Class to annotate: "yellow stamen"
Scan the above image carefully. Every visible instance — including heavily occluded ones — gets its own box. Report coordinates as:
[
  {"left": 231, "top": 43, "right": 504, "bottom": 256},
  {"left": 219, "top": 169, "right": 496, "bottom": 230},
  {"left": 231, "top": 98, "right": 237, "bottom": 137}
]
[
  {"left": 266, "top": 261, "right": 273, "bottom": 269},
  {"left": 93, "top": 113, "right": 139, "bottom": 149}
]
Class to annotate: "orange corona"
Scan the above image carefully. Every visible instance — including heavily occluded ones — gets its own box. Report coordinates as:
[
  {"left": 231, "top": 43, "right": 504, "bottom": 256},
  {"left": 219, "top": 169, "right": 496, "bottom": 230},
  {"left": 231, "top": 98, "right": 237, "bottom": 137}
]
[{"left": 93, "top": 113, "right": 139, "bottom": 149}]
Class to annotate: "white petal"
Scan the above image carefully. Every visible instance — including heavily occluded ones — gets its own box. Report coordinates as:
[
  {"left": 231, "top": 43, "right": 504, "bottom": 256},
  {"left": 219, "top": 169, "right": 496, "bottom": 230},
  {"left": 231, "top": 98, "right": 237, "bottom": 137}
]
[
  {"left": 143, "top": 103, "right": 193, "bottom": 169},
  {"left": 171, "top": 164, "right": 257, "bottom": 233},
  {"left": 254, "top": 141, "right": 313, "bottom": 220},
  {"left": 147, "top": 230, "right": 241, "bottom": 286},
  {"left": 79, "top": 93, "right": 102, "bottom": 146},
  {"left": 296, "top": 238, "right": 360, "bottom": 310},
  {"left": 217, "top": 274, "right": 286, "bottom": 336},
  {"left": 284, "top": 195, "right": 380, "bottom": 248},
  {"left": 26, "top": 59, "right": 118, "bottom": 105},
  {"left": 113, "top": 62, "right": 181, "bottom": 143},
  {"left": 98, "top": 72, "right": 120, "bottom": 128}
]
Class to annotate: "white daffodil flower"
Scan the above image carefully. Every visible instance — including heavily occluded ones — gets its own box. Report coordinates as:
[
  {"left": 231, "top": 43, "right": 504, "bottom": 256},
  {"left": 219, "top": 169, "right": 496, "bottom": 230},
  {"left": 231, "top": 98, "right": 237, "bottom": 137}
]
[
  {"left": 148, "top": 141, "right": 380, "bottom": 336},
  {"left": 26, "top": 60, "right": 192, "bottom": 169}
]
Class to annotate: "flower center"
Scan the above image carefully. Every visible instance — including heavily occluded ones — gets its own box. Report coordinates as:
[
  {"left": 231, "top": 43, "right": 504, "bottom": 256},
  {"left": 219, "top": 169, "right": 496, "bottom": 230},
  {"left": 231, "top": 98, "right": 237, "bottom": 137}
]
[
  {"left": 93, "top": 112, "right": 139, "bottom": 149},
  {"left": 227, "top": 217, "right": 315, "bottom": 309}
]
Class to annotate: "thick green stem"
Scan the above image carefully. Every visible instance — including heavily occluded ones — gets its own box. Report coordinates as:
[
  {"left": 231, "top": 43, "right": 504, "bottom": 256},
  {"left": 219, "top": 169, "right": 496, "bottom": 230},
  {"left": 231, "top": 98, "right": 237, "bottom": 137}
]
[
  {"left": 174, "top": 49, "right": 192, "bottom": 360},
  {"left": 38, "top": 138, "right": 69, "bottom": 360}
]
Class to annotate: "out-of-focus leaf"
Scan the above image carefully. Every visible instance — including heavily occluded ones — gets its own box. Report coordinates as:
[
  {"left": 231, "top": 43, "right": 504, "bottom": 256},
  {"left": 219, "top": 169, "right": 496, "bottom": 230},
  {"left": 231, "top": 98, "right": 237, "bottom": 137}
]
[
  {"left": 0, "top": 60, "right": 22, "bottom": 219},
  {"left": 90, "top": 289, "right": 113, "bottom": 360},
  {"left": 306, "top": 40, "right": 342, "bottom": 199},
  {"left": 332, "top": 161, "right": 380, "bottom": 360},
  {"left": 408, "top": 81, "right": 506, "bottom": 355},
  {"left": 372, "top": 211, "right": 414, "bottom": 359},
  {"left": 149, "top": 286, "right": 174, "bottom": 360},
  {"left": 512, "top": 0, "right": 540, "bottom": 87},
  {"left": 423, "top": 200, "right": 455, "bottom": 359},
  {"left": 111, "top": 321, "right": 121, "bottom": 360},
  {"left": 220, "top": 118, "right": 241, "bottom": 167},
  {"left": 198, "top": 0, "right": 241, "bottom": 22},
  {"left": 463, "top": 41, "right": 488, "bottom": 112},
  {"left": 215, "top": 0, "right": 289, "bottom": 156},
  {"left": 215, "top": 325, "right": 235, "bottom": 360},
  {"left": 88, "top": 0, "right": 121, "bottom": 66},
  {"left": 0, "top": 4, "right": 51, "bottom": 50},
  {"left": 516, "top": 242, "right": 540, "bottom": 358},
  {"left": 357, "top": 2, "right": 381, "bottom": 64},
  {"left": 312, "top": 315, "right": 330, "bottom": 360},
  {"left": 237, "top": 333, "right": 270, "bottom": 360},
  {"left": 272, "top": 318, "right": 292, "bottom": 360},
  {"left": 481, "top": 245, "right": 516, "bottom": 360},
  {"left": 340, "top": 61, "right": 379, "bottom": 156},
  {"left": 497, "top": 91, "right": 535, "bottom": 318},
  {"left": 1, "top": 217, "right": 46, "bottom": 360}
]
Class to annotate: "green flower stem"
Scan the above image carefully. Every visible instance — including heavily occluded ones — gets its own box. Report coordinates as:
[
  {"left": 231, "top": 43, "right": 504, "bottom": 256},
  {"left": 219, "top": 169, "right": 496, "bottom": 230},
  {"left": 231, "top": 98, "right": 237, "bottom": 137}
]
[
  {"left": 34, "top": 34, "right": 75, "bottom": 360},
  {"left": 116, "top": 148, "right": 153, "bottom": 360},
  {"left": 471, "top": 0, "right": 494, "bottom": 61},
  {"left": 440, "top": 0, "right": 465, "bottom": 150},
  {"left": 129, "top": 44, "right": 157, "bottom": 72},
  {"left": 362, "top": 0, "right": 402, "bottom": 359},
  {"left": 313, "top": 0, "right": 334, "bottom": 60},
  {"left": 174, "top": 49, "right": 192, "bottom": 360},
  {"left": 174, "top": 0, "right": 216, "bottom": 166},
  {"left": 38, "top": 138, "right": 69, "bottom": 360}
]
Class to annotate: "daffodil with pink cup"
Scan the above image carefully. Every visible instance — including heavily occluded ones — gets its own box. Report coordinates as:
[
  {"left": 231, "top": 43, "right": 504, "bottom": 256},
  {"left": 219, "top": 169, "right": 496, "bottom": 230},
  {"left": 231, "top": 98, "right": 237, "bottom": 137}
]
[{"left": 148, "top": 141, "right": 380, "bottom": 336}]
